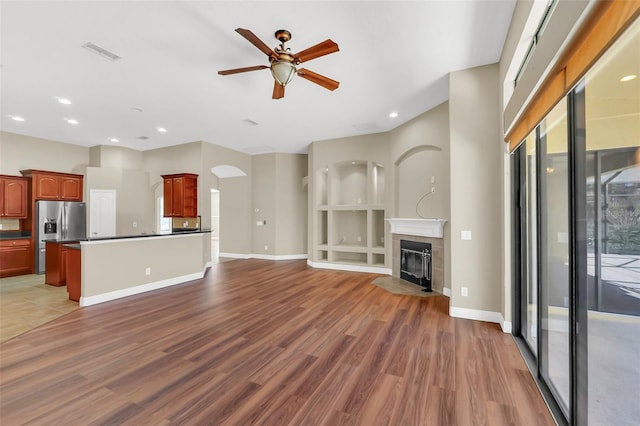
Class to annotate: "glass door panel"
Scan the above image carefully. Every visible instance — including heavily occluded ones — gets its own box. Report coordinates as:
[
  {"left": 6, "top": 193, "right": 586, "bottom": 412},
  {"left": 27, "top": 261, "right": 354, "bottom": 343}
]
[
  {"left": 523, "top": 131, "right": 538, "bottom": 353},
  {"left": 539, "top": 98, "right": 571, "bottom": 413},
  {"left": 583, "top": 18, "right": 640, "bottom": 425}
]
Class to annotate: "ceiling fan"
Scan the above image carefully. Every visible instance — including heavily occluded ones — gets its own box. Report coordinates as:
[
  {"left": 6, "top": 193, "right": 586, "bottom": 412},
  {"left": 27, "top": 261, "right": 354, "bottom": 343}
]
[{"left": 218, "top": 28, "right": 340, "bottom": 99}]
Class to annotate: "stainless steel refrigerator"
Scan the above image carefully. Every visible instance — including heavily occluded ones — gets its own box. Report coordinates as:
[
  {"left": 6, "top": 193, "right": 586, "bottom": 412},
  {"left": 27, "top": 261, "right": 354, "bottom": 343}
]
[{"left": 35, "top": 200, "right": 86, "bottom": 274}]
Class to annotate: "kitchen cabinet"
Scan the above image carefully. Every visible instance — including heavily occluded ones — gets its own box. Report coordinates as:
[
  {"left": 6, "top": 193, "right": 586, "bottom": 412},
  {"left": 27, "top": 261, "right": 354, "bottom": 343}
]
[
  {"left": 0, "top": 175, "right": 28, "bottom": 218},
  {"left": 20, "top": 170, "right": 84, "bottom": 201},
  {"left": 0, "top": 239, "right": 31, "bottom": 277},
  {"left": 162, "top": 173, "right": 198, "bottom": 217},
  {"left": 45, "top": 241, "right": 71, "bottom": 286}
]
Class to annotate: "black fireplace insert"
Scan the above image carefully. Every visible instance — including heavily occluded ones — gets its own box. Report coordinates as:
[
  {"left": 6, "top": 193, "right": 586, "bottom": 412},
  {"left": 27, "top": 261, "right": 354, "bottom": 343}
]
[{"left": 400, "top": 240, "right": 432, "bottom": 291}]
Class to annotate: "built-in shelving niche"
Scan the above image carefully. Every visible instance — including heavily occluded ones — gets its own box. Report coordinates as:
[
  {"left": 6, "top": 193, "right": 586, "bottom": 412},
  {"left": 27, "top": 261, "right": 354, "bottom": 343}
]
[{"left": 311, "top": 160, "right": 387, "bottom": 270}]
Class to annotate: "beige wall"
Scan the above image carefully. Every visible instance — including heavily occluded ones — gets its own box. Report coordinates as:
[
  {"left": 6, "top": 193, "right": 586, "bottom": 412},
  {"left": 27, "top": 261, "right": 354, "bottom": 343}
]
[
  {"left": 449, "top": 63, "right": 503, "bottom": 313},
  {"left": 90, "top": 145, "right": 144, "bottom": 170},
  {"left": 275, "top": 153, "right": 308, "bottom": 255},
  {"left": 0, "top": 131, "right": 89, "bottom": 175},
  {"left": 201, "top": 141, "right": 253, "bottom": 255},
  {"left": 252, "top": 154, "right": 277, "bottom": 255}
]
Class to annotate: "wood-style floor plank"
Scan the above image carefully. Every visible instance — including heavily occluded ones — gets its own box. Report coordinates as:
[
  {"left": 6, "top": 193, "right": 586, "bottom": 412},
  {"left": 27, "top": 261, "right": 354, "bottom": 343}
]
[{"left": 0, "top": 259, "right": 554, "bottom": 425}]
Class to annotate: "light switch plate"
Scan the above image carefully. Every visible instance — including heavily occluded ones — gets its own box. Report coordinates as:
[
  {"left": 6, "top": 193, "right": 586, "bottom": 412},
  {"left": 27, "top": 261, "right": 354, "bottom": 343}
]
[{"left": 461, "top": 230, "right": 472, "bottom": 240}]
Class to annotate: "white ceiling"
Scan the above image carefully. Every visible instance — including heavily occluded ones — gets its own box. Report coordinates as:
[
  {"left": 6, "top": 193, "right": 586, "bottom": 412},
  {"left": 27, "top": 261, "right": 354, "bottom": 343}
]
[{"left": 0, "top": 1, "right": 516, "bottom": 155}]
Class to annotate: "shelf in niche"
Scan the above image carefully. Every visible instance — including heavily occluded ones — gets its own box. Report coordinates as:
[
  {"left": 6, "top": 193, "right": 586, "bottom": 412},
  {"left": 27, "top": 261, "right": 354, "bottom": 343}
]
[
  {"left": 371, "top": 253, "right": 385, "bottom": 266},
  {"left": 371, "top": 247, "right": 385, "bottom": 253},
  {"left": 332, "top": 244, "right": 367, "bottom": 252},
  {"left": 332, "top": 251, "right": 368, "bottom": 264},
  {"left": 317, "top": 204, "right": 329, "bottom": 210},
  {"left": 332, "top": 204, "right": 368, "bottom": 211},
  {"left": 316, "top": 244, "right": 329, "bottom": 250}
]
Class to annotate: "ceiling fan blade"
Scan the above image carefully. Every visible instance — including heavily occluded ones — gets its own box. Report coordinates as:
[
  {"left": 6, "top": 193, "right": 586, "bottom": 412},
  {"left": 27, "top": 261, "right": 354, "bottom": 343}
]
[
  {"left": 297, "top": 68, "right": 339, "bottom": 91},
  {"left": 293, "top": 39, "right": 339, "bottom": 63},
  {"left": 272, "top": 81, "right": 285, "bottom": 99},
  {"left": 235, "top": 28, "right": 277, "bottom": 58},
  {"left": 218, "top": 65, "right": 269, "bottom": 75}
]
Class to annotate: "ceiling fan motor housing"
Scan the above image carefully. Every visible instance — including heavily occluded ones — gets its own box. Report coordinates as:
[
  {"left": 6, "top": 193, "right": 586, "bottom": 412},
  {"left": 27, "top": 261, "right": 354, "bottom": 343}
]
[{"left": 274, "top": 29, "right": 291, "bottom": 43}]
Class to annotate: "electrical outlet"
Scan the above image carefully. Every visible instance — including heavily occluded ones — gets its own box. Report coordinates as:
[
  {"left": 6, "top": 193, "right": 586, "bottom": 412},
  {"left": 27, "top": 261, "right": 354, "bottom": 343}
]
[
  {"left": 133, "top": 222, "right": 137, "bottom": 228},
  {"left": 145, "top": 267, "right": 151, "bottom": 275},
  {"left": 461, "top": 287, "right": 468, "bottom": 297},
  {"left": 431, "top": 186, "right": 436, "bottom": 193},
  {"left": 264, "top": 245, "right": 268, "bottom": 251},
  {"left": 357, "top": 235, "right": 362, "bottom": 242}
]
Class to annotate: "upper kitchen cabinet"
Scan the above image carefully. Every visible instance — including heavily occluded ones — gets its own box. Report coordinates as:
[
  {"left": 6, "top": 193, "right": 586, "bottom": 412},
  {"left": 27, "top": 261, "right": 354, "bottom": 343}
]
[
  {"left": 0, "top": 175, "right": 28, "bottom": 218},
  {"left": 162, "top": 173, "right": 198, "bottom": 217},
  {"left": 20, "top": 170, "right": 84, "bottom": 201}
]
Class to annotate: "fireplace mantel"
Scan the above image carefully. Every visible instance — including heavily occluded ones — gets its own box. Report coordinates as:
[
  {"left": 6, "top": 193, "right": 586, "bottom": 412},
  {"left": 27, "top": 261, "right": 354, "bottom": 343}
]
[{"left": 386, "top": 218, "right": 447, "bottom": 238}]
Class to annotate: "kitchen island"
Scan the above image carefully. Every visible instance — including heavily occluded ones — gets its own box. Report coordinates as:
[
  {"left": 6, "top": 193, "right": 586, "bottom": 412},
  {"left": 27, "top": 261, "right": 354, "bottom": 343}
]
[{"left": 55, "top": 230, "right": 211, "bottom": 306}]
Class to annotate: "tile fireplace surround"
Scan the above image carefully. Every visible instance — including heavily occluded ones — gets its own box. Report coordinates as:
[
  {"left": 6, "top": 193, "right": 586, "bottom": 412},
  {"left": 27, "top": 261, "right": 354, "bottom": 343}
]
[{"left": 387, "top": 219, "right": 447, "bottom": 294}]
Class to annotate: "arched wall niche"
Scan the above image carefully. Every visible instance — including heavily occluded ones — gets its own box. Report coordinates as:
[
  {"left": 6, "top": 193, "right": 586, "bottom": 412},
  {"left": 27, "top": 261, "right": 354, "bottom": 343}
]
[
  {"left": 394, "top": 144, "right": 447, "bottom": 218},
  {"left": 211, "top": 165, "right": 247, "bottom": 178},
  {"left": 394, "top": 144, "right": 443, "bottom": 166}
]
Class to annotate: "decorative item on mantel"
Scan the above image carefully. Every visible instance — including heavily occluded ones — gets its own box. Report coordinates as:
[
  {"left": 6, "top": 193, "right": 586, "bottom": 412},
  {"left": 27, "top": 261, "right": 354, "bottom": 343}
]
[{"left": 385, "top": 218, "right": 447, "bottom": 238}]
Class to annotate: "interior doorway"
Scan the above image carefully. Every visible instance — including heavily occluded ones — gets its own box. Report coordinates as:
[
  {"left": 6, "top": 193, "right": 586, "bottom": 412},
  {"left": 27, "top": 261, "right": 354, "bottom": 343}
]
[{"left": 211, "top": 189, "right": 220, "bottom": 263}]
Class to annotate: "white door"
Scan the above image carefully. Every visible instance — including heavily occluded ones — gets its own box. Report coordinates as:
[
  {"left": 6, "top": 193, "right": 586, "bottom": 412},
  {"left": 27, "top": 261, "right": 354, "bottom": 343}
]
[{"left": 90, "top": 189, "right": 116, "bottom": 238}]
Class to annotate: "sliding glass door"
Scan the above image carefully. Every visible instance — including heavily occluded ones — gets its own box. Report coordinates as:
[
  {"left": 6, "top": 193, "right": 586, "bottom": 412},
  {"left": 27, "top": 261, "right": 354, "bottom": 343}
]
[
  {"left": 582, "top": 20, "right": 640, "bottom": 425},
  {"left": 513, "top": 17, "right": 639, "bottom": 426}
]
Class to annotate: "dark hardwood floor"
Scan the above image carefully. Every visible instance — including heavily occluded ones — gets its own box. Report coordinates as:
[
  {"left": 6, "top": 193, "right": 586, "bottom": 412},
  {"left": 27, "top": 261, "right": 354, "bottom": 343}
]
[{"left": 0, "top": 259, "right": 554, "bottom": 425}]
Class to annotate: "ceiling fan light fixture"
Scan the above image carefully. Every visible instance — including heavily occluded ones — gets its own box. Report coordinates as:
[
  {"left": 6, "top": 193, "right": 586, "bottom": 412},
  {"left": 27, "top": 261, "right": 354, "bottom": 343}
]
[{"left": 271, "top": 61, "right": 296, "bottom": 86}]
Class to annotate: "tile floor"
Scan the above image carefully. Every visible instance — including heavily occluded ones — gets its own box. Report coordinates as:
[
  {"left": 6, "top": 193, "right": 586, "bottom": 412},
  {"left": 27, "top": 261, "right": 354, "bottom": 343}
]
[{"left": 0, "top": 274, "right": 78, "bottom": 342}]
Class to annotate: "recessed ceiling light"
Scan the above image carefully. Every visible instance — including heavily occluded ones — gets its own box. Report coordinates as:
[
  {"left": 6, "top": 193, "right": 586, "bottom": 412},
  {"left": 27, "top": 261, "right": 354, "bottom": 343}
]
[
  {"left": 57, "top": 97, "right": 72, "bottom": 105},
  {"left": 620, "top": 74, "right": 637, "bottom": 82},
  {"left": 389, "top": 112, "right": 398, "bottom": 118},
  {"left": 11, "top": 116, "right": 25, "bottom": 122},
  {"left": 66, "top": 118, "right": 79, "bottom": 125},
  {"left": 110, "top": 138, "right": 119, "bottom": 143},
  {"left": 157, "top": 127, "right": 167, "bottom": 133}
]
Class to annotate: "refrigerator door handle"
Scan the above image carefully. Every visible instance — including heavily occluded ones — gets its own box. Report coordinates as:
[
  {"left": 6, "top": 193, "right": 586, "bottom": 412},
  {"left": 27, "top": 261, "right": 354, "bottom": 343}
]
[{"left": 61, "top": 204, "right": 66, "bottom": 240}]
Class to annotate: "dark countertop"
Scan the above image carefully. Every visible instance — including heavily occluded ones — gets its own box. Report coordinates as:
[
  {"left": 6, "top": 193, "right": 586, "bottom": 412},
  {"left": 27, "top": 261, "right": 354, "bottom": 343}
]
[
  {"left": 63, "top": 243, "right": 82, "bottom": 250},
  {"left": 46, "top": 229, "right": 212, "bottom": 244},
  {"left": 0, "top": 231, "right": 32, "bottom": 240}
]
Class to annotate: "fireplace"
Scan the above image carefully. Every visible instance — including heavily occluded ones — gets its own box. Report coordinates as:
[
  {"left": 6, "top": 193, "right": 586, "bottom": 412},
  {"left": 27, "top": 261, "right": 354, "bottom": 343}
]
[{"left": 400, "top": 240, "right": 432, "bottom": 291}]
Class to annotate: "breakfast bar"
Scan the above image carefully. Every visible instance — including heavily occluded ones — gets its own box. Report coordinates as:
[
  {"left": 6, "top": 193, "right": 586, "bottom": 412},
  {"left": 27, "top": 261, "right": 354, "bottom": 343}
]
[{"left": 61, "top": 230, "right": 211, "bottom": 306}]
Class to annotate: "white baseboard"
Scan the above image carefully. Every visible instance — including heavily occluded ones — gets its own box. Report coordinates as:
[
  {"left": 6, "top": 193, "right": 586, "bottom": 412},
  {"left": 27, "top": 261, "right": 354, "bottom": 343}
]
[
  {"left": 443, "top": 287, "right": 451, "bottom": 297},
  {"left": 252, "top": 254, "right": 308, "bottom": 261},
  {"left": 79, "top": 271, "right": 204, "bottom": 307},
  {"left": 219, "top": 252, "right": 252, "bottom": 259},
  {"left": 219, "top": 253, "right": 307, "bottom": 261},
  {"left": 307, "top": 260, "right": 392, "bottom": 275},
  {"left": 449, "top": 306, "right": 512, "bottom": 333}
]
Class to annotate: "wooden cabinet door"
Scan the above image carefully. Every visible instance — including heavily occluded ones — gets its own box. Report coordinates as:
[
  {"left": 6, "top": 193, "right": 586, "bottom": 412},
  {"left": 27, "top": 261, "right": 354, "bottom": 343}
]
[
  {"left": 163, "top": 178, "right": 174, "bottom": 217},
  {"left": 172, "top": 177, "right": 185, "bottom": 217},
  {"left": 0, "top": 180, "right": 4, "bottom": 216},
  {"left": 60, "top": 176, "right": 82, "bottom": 200},
  {"left": 34, "top": 175, "right": 60, "bottom": 200},
  {"left": 0, "top": 240, "right": 31, "bottom": 278},
  {"left": 3, "top": 178, "right": 28, "bottom": 218}
]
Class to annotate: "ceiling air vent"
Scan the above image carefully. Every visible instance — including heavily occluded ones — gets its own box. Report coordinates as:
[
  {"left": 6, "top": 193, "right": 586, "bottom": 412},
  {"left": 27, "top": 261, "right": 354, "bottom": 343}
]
[
  {"left": 81, "top": 42, "right": 121, "bottom": 61},
  {"left": 136, "top": 136, "right": 150, "bottom": 140},
  {"left": 243, "top": 119, "right": 259, "bottom": 126}
]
